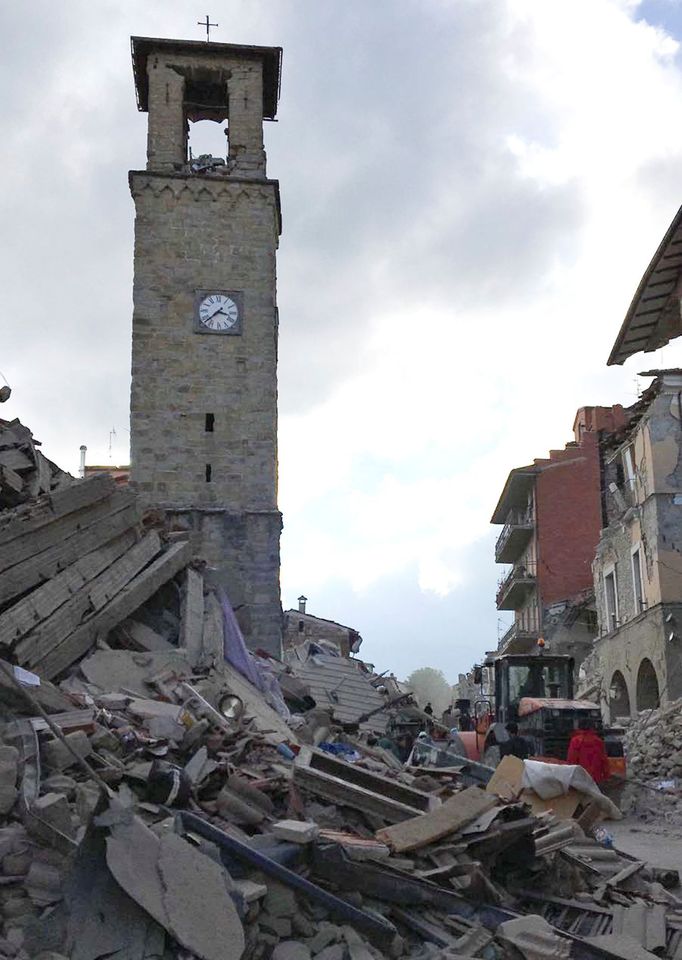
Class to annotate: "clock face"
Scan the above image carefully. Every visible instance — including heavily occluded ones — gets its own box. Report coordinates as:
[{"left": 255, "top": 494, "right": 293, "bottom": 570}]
[{"left": 198, "top": 293, "right": 239, "bottom": 331}]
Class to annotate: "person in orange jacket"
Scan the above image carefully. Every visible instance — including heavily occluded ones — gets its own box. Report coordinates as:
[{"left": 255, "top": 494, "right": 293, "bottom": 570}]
[{"left": 567, "top": 718, "right": 609, "bottom": 784}]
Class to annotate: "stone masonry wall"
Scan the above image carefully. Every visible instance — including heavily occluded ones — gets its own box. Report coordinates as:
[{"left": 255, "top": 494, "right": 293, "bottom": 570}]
[
  {"left": 128, "top": 173, "right": 281, "bottom": 655},
  {"left": 130, "top": 42, "right": 283, "bottom": 656},
  {"left": 145, "top": 52, "right": 266, "bottom": 176},
  {"left": 129, "top": 174, "right": 279, "bottom": 511}
]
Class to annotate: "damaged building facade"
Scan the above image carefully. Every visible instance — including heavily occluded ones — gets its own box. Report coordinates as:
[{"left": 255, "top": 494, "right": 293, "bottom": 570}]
[
  {"left": 282, "top": 596, "right": 363, "bottom": 659},
  {"left": 491, "top": 405, "right": 625, "bottom": 664},
  {"left": 593, "top": 371, "right": 682, "bottom": 719},
  {"left": 128, "top": 37, "right": 284, "bottom": 656},
  {"left": 594, "top": 203, "right": 682, "bottom": 719}
]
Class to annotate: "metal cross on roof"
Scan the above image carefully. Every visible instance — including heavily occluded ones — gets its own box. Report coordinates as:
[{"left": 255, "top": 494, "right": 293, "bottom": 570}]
[{"left": 198, "top": 14, "right": 218, "bottom": 41}]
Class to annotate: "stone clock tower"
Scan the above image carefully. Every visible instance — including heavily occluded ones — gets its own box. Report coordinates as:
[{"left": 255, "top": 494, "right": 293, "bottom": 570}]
[{"left": 128, "top": 36, "right": 283, "bottom": 656}]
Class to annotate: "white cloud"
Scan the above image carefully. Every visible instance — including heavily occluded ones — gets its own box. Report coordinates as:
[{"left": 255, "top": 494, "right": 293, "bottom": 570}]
[
  {"left": 4, "top": 0, "right": 682, "bottom": 676},
  {"left": 280, "top": 0, "right": 682, "bottom": 634}
]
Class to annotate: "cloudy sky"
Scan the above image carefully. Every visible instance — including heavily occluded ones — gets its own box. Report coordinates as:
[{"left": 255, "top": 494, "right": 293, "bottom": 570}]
[{"left": 3, "top": 0, "right": 682, "bottom": 683}]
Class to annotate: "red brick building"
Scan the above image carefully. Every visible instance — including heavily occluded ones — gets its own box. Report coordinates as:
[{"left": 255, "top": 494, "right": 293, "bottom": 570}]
[{"left": 491, "top": 405, "right": 626, "bottom": 660}]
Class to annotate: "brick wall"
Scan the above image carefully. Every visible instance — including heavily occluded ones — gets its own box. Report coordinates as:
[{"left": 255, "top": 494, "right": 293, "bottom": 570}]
[{"left": 535, "top": 432, "right": 602, "bottom": 606}]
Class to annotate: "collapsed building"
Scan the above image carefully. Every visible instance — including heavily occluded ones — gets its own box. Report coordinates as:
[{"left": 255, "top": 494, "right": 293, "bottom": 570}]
[
  {"left": 1, "top": 419, "right": 681, "bottom": 960},
  {"left": 283, "top": 598, "right": 363, "bottom": 659}
]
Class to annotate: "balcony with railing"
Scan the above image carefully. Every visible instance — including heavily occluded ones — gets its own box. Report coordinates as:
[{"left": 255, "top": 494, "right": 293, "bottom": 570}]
[
  {"left": 498, "top": 610, "right": 540, "bottom": 653},
  {"left": 496, "top": 560, "right": 537, "bottom": 610},
  {"left": 495, "top": 508, "right": 535, "bottom": 563}
]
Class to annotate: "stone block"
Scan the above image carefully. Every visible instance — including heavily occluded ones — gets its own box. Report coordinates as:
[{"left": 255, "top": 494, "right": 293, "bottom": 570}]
[
  {"left": 272, "top": 820, "right": 318, "bottom": 844},
  {"left": 309, "top": 924, "right": 341, "bottom": 954},
  {"left": 75, "top": 782, "right": 100, "bottom": 826},
  {"left": 272, "top": 943, "right": 311, "bottom": 960},
  {"left": 216, "top": 786, "right": 266, "bottom": 826},
  {"left": 0, "top": 745, "right": 19, "bottom": 815},
  {"left": 263, "top": 879, "right": 298, "bottom": 918},
  {"left": 28, "top": 793, "right": 75, "bottom": 843},
  {"left": 2, "top": 849, "right": 32, "bottom": 877},
  {"left": 260, "top": 913, "right": 292, "bottom": 938},
  {"left": 315, "top": 946, "right": 345, "bottom": 960},
  {"left": 41, "top": 774, "right": 77, "bottom": 799},
  {"left": 233, "top": 879, "right": 268, "bottom": 904},
  {"left": 41, "top": 731, "right": 92, "bottom": 771}
]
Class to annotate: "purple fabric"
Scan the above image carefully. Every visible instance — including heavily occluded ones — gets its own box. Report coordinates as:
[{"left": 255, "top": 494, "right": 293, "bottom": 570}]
[
  {"left": 218, "top": 587, "right": 265, "bottom": 690},
  {"left": 217, "top": 588, "right": 291, "bottom": 720}
]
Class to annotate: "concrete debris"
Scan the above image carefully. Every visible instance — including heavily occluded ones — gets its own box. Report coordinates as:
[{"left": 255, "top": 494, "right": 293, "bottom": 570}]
[
  {"left": 376, "top": 787, "right": 496, "bottom": 853},
  {"left": 272, "top": 820, "right": 319, "bottom": 843},
  {"left": 0, "top": 421, "right": 680, "bottom": 960},
  {"left": 497, "top": 915, "right": 572, "bottom": 960},
  {"left": 105, "top": 812, "right": 245, "bottom": 960}
]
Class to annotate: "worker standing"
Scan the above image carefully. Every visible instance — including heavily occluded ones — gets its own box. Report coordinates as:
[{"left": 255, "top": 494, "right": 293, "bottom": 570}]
[
  {"left": 567, "top": 718, "right": 609, "bottom": 784},
  {"left": 499, "top": 721, "right": 529, "bottom": 760}
]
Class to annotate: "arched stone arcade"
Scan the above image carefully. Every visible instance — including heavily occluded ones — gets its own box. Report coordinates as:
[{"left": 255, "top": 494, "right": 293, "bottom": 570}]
[
  {"left": 636, "top": 658, "right": 660, "bottom": 712},
  {"left": 609, "top": 669, "right": 631, "bottom": 719}
]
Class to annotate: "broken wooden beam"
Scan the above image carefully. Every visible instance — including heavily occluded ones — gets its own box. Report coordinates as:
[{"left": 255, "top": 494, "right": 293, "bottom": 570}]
[
  {"left": 0, "top": 473, "right": 115, "bottom": 550},
  {"left": 179, "top": 567, "right": 205, "bottom": 667},
  {"left": 0, "top": 489, "right": 138, "bottom": 605},
  {"left": 294, "top": 745, "right": 438, "bottom": 824},
  {"left": 0, "top": 529, "right": 139, "bottom": 649},
  {"left": 32, "top": 541, "right": 191, "bottom": 679},
  {"left": 16, "top": 531, "right": 163, "bottom": 668},
  {"left": 375, "top": 786, "right": 497, "bottom": 853}
]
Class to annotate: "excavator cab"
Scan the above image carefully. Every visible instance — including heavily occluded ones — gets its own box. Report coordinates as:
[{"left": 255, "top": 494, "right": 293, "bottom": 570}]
[
  {"left": 460, "top": 653, "right": 623, "bottom": 773},
  {"left": 494, "top": 654, "right": 573, "bottom": 723}
]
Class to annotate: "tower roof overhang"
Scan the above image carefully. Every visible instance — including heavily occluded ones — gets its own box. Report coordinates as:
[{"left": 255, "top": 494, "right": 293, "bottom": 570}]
[
  {"left": 131, "top": 36, "right": 282, "bottom": 120},
  {"left": 608, "top": 204, "right": 682, "bottom": 366}
]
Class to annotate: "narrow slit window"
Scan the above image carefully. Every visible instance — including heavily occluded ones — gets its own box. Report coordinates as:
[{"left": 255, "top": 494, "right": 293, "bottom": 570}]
[
  {"left": 205, "top": 464, "right": 212, "bottom": 483},
  {"left": 205, "top": 413, "right": 215, "bottom": 432}
]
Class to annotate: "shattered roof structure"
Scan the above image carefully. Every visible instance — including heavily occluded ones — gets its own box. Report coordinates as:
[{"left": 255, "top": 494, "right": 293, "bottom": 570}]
[
  {"left": 608, "top": 205, "right": 682, "bottom": 366},
  {"left": 287, "top": 652, "right": 389, "bottom": 733}
]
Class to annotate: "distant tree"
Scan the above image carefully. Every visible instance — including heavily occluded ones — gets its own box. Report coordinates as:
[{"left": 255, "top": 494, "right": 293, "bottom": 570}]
[{"left": 405, "top": 667, "right": 452, "bottom": 716}]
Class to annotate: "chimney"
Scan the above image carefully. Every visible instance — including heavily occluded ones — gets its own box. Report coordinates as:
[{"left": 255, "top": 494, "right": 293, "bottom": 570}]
[
  {"left": 298, "top": 595, "right": 307, "bottom": 614},
  {"left": 79, "top": 445, "right": 87, "bottom": 479}
]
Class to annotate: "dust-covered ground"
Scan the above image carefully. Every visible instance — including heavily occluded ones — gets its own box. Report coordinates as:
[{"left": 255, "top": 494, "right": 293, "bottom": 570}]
[
  {"left": 608, "top": 818, "right": 682, "bottom": 872},
  {"left": 607, "top": 781, "right": 682, "bottom": 872}
]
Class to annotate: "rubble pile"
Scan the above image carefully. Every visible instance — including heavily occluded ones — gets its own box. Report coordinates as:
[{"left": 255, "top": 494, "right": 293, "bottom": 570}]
[
  {"left": 0, "top": 420, "right": 681, "bottom": 960},
  {"left": 0, "top": 420, "right": 72, "bottom": 509},
  {"left": 624, "top": 699, "right": 682, "bottom": 782}
]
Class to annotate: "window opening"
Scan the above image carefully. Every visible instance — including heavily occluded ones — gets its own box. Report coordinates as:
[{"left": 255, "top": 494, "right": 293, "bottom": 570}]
[
  {"left": 188, "top": 120, "right": 228, "bottom": 172},
  {"left": 205, "top": 413, "right": 215, "bottom": 433},
  {"left": 604, "top": 568, "right": 618, "bottom": 632},
  {"left": 205, "top": 464, "right": 212, "bottom": 483},
  {"left": 609, "top": 670, "right": 630, "bottom": 719},
  {"left": 632, "top": 546, "right": 645, "bottom": 613},
  {"left": 623, "top": 446, "right": 635, "bottom": 488},
  {"left": 508, "top": 661, "right": 570, "bottom": 702}
]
